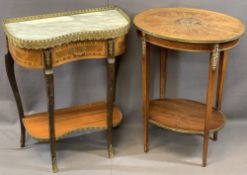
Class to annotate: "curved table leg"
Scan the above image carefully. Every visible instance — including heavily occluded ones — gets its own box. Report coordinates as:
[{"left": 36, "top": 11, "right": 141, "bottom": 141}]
[
  {"left": 107, "top": 40, "right": 116, "bottom": 158},
  {"left": 43, "top": 49, "right": 58, "bottom": 172},
  {"left": 5, "top": 51, "right": 26, "bottom": 148},
  {"left": 213, "top": 51, "right": 228, "bottom": 141},
  {"left": 142, "top": 33, "right": 151, "bottom": 153},
  {"left": 203, "top": 44, "right": 219, "bottom": 167}
]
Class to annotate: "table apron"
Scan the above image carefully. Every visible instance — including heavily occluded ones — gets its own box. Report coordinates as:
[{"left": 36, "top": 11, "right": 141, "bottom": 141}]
[
  {"left": 8, "top": 36, "right": 126, "bottom": 69},
  {"left": 141, "top": 32, "right": 239, "bottom": 52}
]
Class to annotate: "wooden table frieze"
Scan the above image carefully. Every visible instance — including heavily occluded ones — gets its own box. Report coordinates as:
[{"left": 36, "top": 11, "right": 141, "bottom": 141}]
[{"left": 8, "top": 36, "right": 126, "bottom": 69}]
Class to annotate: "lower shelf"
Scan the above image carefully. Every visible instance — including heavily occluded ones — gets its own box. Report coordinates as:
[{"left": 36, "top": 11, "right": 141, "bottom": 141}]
[
  {"left": 149, "top": 99, "right": 225, "bottom": 134},
  {"left": 23, "top": 101, "right": 123, "bottom": 141}
]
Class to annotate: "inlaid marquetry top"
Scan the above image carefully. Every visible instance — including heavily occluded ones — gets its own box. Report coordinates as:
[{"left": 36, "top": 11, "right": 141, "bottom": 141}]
[
  {"left": 3, "top": 6, "right": 130, "bottom": 49},
  {"left": 134, "top": 8, "right": 245, "bottom": 44}
]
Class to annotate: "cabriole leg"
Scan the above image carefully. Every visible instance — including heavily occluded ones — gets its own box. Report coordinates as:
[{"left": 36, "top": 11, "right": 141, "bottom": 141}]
[
  {"left": 203, "top": 44, "right": 219, "bottom": 167},
  {"left": 5, "top": 51, "right": 26, "bottom": 147},
  {"left": 213, "top": 51, "right": 228, "bottom": 141},
  {"left": 107, "top": 39, "right": 116, "bottom": 158},
  {"left": 43, "top": 49, "right": 58, "bottom": 173}
]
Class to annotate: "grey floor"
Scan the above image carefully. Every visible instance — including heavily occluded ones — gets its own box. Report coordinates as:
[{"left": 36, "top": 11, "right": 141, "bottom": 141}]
[{"left": 0, "top": 116, "right": 246, "bottom": 175}]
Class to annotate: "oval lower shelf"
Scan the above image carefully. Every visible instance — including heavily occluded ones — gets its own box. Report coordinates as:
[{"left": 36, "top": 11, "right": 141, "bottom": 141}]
[
  {"left": 149, "top": 99, "right": 225, "bottom": 134},
  {"left": 23, "top": 101, "right": 122, "bottom": 141}
]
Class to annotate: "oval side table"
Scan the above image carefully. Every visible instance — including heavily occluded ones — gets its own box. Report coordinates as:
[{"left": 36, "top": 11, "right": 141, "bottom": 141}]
[
  {"left": 3, "top": 6, "right": 130, "bottom": 172},
  {"left": 134, "top": 7, "right": 245, "bottom": 166}
]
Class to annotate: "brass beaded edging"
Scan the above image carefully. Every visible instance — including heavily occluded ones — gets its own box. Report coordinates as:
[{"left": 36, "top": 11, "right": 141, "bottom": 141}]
[
  {"left": 2, "top": 5, "right": 131, "bottom": 50},
  {"left": 24, "top": 110, "right": 123, "bottom": 142}
]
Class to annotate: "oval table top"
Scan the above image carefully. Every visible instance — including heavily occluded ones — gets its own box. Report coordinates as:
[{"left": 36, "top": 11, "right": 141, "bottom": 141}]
[{"left": 134, "top": 8, "right": 245, "bottom": 44}]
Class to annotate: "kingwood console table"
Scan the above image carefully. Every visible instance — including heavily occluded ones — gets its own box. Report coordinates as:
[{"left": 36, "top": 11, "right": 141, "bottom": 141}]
[
  {"left": 3, "top": 6, "right": 130, "bottom": 172},
  {"left": 134, "top": 8, "right": 245, "bottom": 166}
]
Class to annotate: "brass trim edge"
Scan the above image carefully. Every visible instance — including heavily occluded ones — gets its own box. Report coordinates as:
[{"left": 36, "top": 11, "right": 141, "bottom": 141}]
[
  {"left": 2, "top": 5, "right": 131, "bottom": 49},
  {"left": 23, "top": 108, "right": 123, "bottom": 142}
]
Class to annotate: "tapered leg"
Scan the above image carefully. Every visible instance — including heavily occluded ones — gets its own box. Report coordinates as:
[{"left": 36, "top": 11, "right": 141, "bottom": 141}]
[
  {"left": 5, "top": 51, "right": 26, "bottom": 147},
  {"left": 160, "top": 48, "right": 167, "bottom": 99},
  {"left": 43, "top": 49, "right": 58, "bottom": 173},
  {"left": 113, "top": 56, "right": 121, "bottom": 102},
  {"left": 203, "top": 45, "right": 219, "bottom": 167},
  {"left": 107, "top": 39, "right": 116, "bottom": 158},
  {"left": 142, "top": 33, "right": 150, "bottom": 153},
  {"left": 213, "top": 51, "right": 228, "bottom": 141}
]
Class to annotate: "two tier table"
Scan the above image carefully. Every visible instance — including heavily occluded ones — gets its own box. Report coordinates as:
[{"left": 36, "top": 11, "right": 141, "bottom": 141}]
[
  {"left": 3, "top": 6, "right": 130, "bottom": 172},
  {"left": 134, "top": 8, "right": 245, "bottom": 166}
]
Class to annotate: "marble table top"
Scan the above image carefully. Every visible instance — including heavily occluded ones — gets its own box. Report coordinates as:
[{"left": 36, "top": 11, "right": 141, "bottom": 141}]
[{"left": 3, "top": 6, "right": 130, "bottom": 49}]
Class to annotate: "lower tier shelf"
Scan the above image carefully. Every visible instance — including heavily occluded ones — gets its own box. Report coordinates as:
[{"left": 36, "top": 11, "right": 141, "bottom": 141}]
[
  {"left": 149, "top": 99, "right": 225, "bottom": 134},
  {"left": 23, "top": 101, "right": 123, "bottom": 141}
]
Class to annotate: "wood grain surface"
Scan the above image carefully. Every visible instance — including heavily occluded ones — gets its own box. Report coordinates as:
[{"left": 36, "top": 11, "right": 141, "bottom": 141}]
[
  {"left": 149, "top": 99, "right": 225, "bottom": 134},
  {"left": 23, "top": 101, "right": 122, "bottom": 141},
  {"left": 134, "top": 8, "right": 245, "bottom": 44}
]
